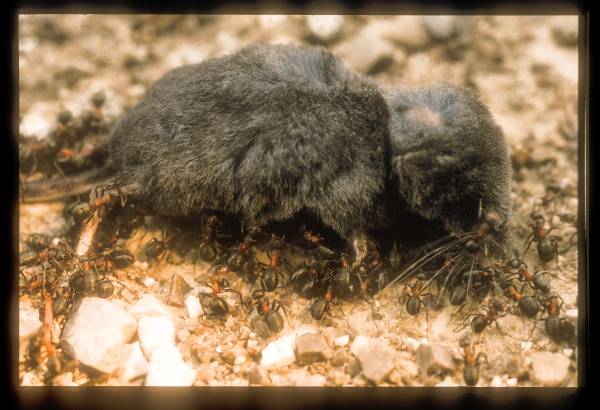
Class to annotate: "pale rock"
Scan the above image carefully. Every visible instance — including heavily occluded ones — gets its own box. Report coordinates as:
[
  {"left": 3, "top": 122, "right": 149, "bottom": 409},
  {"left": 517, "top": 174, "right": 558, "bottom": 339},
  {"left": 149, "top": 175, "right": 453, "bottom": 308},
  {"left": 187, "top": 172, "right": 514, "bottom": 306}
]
[
  {"left": 339, "top": 25, "right": 394, "bottom": 74},
  {"left": 21, "top": 371, "right": 43, "bottom": 386},
  {"left": 293, "top": 373, "right": 328, "bottom": 387},
  {"left": 260, "top": 332, "right": 296, "bottom": 368},
  {"left": 530, "top": 352, "right": 571, "bottom": 387},
  {"left": 184, "top": 295, "right": 204, "bottom": 319},
  {"left": 403, "top": 337, "right": 420, "bottom": 352},
  {"left": 167, "top": 46, "right": 207, "bottom": 69},
  {"left": 423, "top": 16, "right": 458, "bottom": 40},
  {"left": 258, "top": 15, "right": 287, "bottom": 30},
  {"left": 306, "top": 15, "right": 344, "bottom": 43},
  {"left": 334, "top": 335, "right": 350, "bottom": 347},
  {"left": 248, "top": 365, "right": 270, "bottom": 385},
  {"left": 383, "top": 16, "right": 430, "bottom": 49},
  {"left": 127, "top": 294, "right": 172, "bottom": 320},
  {"left": 145, "top": 345, "right": 196, "bottom": 386},
  {"left": 435, "top": 376, "right": 459, "bottom": 387},
  {"left": 19, "top": 301, "right": 42, "bottom": 362},
  {"left": 490, "top": 375, "right": 504, "bottom": 387},
  {"left": 507, "top": 377, "right": 518, "bottom": 387},
  {"left": 118, "top": 341, "right": 148, "bottom": 383},
  {"left": 350, "top": 336, "right": 397, "bottom": 384},
  {"left": 138, "top": 315, "right": 175, "bottom": 358},
  {"left": 415, "top": 343, "right": 457, "bottom": 374},
  {"left": 61, "top": 297, "right": 137, "bottom": 374},
  {"left": 295, "top": 333, "right": 332, "bottom": 365},
  {"left": 52, "top": 372, "right": 77, "bottom": 386}
]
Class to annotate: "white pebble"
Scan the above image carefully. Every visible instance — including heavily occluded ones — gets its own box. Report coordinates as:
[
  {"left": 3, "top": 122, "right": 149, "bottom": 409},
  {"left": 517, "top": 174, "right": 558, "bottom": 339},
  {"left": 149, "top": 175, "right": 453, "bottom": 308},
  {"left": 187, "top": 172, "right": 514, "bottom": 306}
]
[
  {"left": 258, "top": 15, "right": 287, "bottom": 30},
  {"left": 128, "top": 294, "right": 172, "bottom": 320},
  {"left": 138, "top": 316, "right": 175, "bottom": 359},
  {"left": 566, "top": 309, "right": 578, "bottom": 321},
  {"left": 143, "top": 277, "right": 156, "bottom": 287},
  {"left": 334, "top": 335, "right": 350, "bottom": 348},
  {"left": 61, "top": 297, "right": 137, "bottom": 374},
  {"left": 507, "top": 377, "right": 518, "bottom": 387},
  {"left": 521, "top": 341, "right": 532, "bottom": 352},
  {"left": 260, "top": 333, "right": 296, "bottom": 368},
  {"left": 146, "top": 345, "right": 196, "bottom": 386},
  {"left": 118, "top": 342, "right": 148, "bottom": 383},
  {"left": 563, "top": 348, "right": 574, "bottom": 358},
  {"left": 490, "top": 375, "right": 504, "bottom": 387},
  {"left": 306, "top": 15, "right": 344, "bottom": 42},
  {"left": 403, "top": 337, "right": 420, "bottom": 352},
  {"left": 185, "top": 294, "right": 203, "bottom": 319}
]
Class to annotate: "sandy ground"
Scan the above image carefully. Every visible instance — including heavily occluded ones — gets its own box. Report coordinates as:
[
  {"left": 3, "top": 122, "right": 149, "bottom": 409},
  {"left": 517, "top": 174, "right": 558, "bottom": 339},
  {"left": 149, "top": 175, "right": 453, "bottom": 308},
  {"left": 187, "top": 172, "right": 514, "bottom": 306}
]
[{"left": 17, "top": 15, "right": 580, "bottom": 387}]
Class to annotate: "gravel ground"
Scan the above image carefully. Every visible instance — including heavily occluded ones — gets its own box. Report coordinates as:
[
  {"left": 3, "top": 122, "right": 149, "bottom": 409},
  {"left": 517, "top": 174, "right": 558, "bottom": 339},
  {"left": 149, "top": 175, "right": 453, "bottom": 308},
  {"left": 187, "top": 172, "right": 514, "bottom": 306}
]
[{"left": 17, "top": 15, "right": 580, "bottom": 387}]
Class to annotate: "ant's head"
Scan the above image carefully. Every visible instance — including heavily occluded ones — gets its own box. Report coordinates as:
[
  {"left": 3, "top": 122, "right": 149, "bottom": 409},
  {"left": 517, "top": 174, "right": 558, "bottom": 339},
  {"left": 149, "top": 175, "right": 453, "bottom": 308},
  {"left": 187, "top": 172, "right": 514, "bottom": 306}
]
[{"left": 385, "top": 83, "right": 511, "bottom": 240}]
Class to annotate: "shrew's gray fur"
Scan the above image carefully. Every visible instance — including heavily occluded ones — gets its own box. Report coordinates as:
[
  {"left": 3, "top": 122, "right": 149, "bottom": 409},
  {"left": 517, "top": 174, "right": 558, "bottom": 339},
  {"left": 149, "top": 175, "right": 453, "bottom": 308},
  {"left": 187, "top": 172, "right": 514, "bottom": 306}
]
[{"left": 106, "top": 42, "right": 511, "bottom": 241}]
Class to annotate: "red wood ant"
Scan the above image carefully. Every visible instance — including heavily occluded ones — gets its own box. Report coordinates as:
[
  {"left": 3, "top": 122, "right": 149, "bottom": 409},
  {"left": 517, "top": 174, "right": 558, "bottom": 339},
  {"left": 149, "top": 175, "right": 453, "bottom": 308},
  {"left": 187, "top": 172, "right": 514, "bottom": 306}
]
[{"left": 524, "top": 211, "right": 560, "bottom": 264}]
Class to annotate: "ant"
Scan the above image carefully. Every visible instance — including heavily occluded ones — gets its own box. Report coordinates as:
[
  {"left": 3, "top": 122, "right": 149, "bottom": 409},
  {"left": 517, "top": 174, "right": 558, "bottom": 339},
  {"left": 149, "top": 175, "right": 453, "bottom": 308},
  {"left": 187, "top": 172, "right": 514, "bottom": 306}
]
[
  {"left": 459, "top": 334, "right": 486, "bottom": 386},
  {"left": 302, "top": 227, "right": 338, "bottom": 259},
  {"left": 144, "top": 237, "right": 167, "bottom": 262},
  {"left": 524, "top": 211, "right": 560, "bottom": 264},
  {"left": 399, "top": 280, "right": 432, "bottom": 316},
  {"left": 458, "top": 297, "right": 510, "bottom": 334},
  {"left": 289, "top": 257, "right": 330, "bottom": 299},
  {"left": 505, "top": 259, "right": 552, "bottom": 294},
  {"left": 252, "top": 234, "right": 290, "bottom": 293},
  {"left": 246, "top": 289, "right": 288, "bottom": 334},
  {"left": 197, "top": 266, "right": 242, "bottom": 319},
  {"left": 196, "top": 215, "right": 221, "bottom": 263},
  {"left": 502, "top": 283, "right": 539, "bottom": 318},
  {"left": 536, "top": 294, "right": 576, "bottom": 344}
]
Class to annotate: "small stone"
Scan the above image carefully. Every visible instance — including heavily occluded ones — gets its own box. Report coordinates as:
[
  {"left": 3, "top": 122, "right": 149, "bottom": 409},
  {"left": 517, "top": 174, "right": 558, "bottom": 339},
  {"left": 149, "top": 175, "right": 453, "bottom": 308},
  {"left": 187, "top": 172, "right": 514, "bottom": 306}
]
[
  {"left": 260, "top": 332, "right": 296, "bottom": 368},
  {"left": 21, "top": 371, "right": 43, "bottom": 386},
  {"left": 143, "top": 276, "right": 156, "bottom": 287},
  {"left": 563, "top": 348, "right": 574, "bottom": 358},
  {"left": 565, "top": 308, "right": 577, "bottom": 322},
  {"left": 403, "top": 337, "right": 420, "bottom": 352},
  {"left": 222, "top": 345, "right": 247, "bottom": 366},
  {"left": 185, "top": 294, "right": 203, "bottom": 319},
  {"left": 415, "top": 343, "right": 457, "bottom": 375},
  {"left": 19, "top": 301, "right": 42, "bottom": 362},
  {"left": 166, "top": 273, "right": 191, "bottom": 307},
  {"left": 293, "top": 373, "right": 327, "bottom": 387},
  {"left": 334, "top": 335, "right": 350, "bottom": 347},
  {"left": 146, "top": 345, "right": 196, "bottom": 386},
  {"left": 552, "top": 20, "right": 578, "bottom": 48},
  {"left": 521, "top": 341, "right": 533, "bottom": 352},
  {"left": 490, "top": 375, "right": 504, "bottom": 387},
  {"left": 176, "top": 328, "right": 190, "bottom": 343},
  {"left": 117, "top": 341, "right": 148, "bottom": 383},
  {"left": 346, "top": 356, "right": 361, "bottom": 378},
  {"left": 331, "top": 349, "right": 349, "bottom": 367},
  {"left": 248, "top": 365, "right": 270, "bottom": 385},
  {"left": 507, "top": 377, "right": 518, "bottom": 387},
  {"left": 306, "top": 15, "right": 344, "bottom": 43},
  {"left": 295, "top": 333, "right": 332, "bottom": 365},
  {"left": 350, "top": 336, "right": 397, "bottom": 385},
  {"left": 530, "top": 352, "right": 571, "bottom": 387},
  {"left": 128, "top": 294, "right": 172, "bottom": 320},
  {"left": 435, "top": 376, "right": 459, "bottom": 387},
  {"left": 423, "top": 16, "right": 458, "bottom": 40},
  {"left": 166, "top": 46, "right": 208, "bottom": 68},
  {"left": 258, "top": 15, "right": 287, "bottom": 30},
  {"left": 330, "top": 369, "right": 351, "bottom": 386},
  {"left": 384, "top": 16, "right": 429, "bottom": 49},
  {"left": 138, "top": 315, "right": 175, "bottom": 358},
  {"left": 192, "top": 342, "right": 218, "bottom": 364},
  {"left": 339, "top": 26, "right": 394, "bottom": 74},
  {"left": 61, "top": 297, "right": 137, "bottom": 374}
]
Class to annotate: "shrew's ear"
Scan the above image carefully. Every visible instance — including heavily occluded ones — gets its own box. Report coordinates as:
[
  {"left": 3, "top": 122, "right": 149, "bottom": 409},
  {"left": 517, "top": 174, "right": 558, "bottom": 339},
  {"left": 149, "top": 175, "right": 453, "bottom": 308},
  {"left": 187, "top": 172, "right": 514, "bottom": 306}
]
[{"left": 386, "top": 83, "right": 512, "bottom": 238}]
